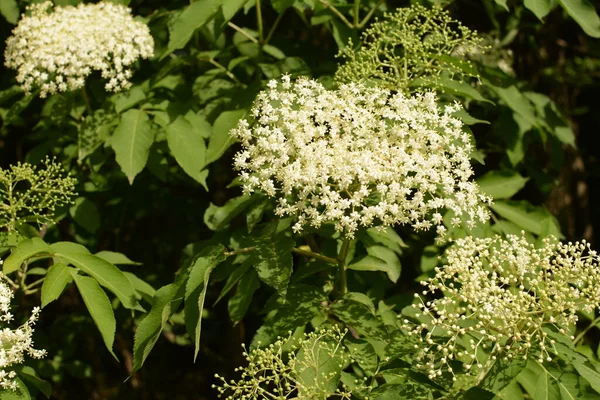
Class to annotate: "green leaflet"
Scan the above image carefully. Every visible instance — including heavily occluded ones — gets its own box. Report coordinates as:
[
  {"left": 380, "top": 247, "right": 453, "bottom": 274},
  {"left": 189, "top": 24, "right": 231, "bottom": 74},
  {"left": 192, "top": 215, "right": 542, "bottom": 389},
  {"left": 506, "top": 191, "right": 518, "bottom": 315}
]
[
  {"left": 206, "top": 109, "right": 247, "bottom": 165},
  {"left": 166, "top": 116, "right": 208, "bottom": 187},
  {"left": 477, "top": 170, "right": 529, "bottom": 199},
  {"left": 250, "top": 228, "right": 295, "bottom": 297},
  {"left": 161, "top": 0, "right": 224, "bottom": 59},
  {"left": 72, "top": 272, "right": 118, "bottom": 360},
  {"left": 132, "top": 278, "right": 187, "bottom": 372},
  {"left": 184, "top": 244, "right": 226, "bottom": 361},
  {"left": 3, "top": 237, "right": 52, "bottom": 274},
  {"left": 41, "top": 263, "right": 72, "bottom": 308},
  {"left": 228, "top": 268, "right": 260, "bottom": 324},
  {"left": 558, "top": 0, "right": 600, "bottom": 38},
  {"left": 69, "top": 197, "right": 100, "bottom": 233},
  {"left": 111, "top": 108, "right": 154, "bottom": 184},
  {"left": 524, "top": 0, "right": 554, "bottom": 20}
]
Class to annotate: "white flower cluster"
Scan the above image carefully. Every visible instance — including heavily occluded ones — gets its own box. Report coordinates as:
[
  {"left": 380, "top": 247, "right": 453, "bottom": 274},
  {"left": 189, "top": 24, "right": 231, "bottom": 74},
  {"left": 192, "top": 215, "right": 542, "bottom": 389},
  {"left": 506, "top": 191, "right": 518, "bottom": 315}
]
[
  {"left": 403, "top": 234, "right": 600, "bottom": 381},
  {"left": 4, "top": 1, "right": 154, "bottom": 98},
  {"left": 231, "top": 76, "right": 490, "bottom": 237},
  {"left": 0, "top": 275, "right": 46, "bottom": 391}
]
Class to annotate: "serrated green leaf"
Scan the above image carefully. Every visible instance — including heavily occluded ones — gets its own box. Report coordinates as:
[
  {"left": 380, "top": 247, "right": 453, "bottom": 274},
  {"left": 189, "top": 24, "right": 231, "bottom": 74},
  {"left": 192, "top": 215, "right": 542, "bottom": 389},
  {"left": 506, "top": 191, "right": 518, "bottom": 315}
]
[
  {"left": 41, "top": 263, "right": 72, "bottom": 308},
  {"left": 222, "top": 0, "right": 247, "bottom": 20},
  {"left": 348, "top": 252, "right": 401, "bottom": 283},
  {"left": 123, "top": 272, "right": 156, "bottom": 303},
  {"left": 252, "top": 231, "right": 294, "bottom": 297},
  {"left": 331, "top": 295, "right": 389, "bottom": 341},
  {"left": 3, "top": 237, "right": 52, "bottom": 274},
  {"left": 56, "top": 252, "right": 140, "bottom": 311},
  {"left": 524, "top": 0, "right": 554, "bottom": 19},
  {"left": 490, "top": 201, "right": 556, "bottom": 235},
  {"left": 437, "top": 77, "right": 492, "bottom": 103},
  {"left": 251, "top": 284, "right": 326, "bottom": 347},
  {"left": 477, "top": 170, "right": 529, "bottom": 199},
  {"left": 162, "top": 0, "right": 224, "bottom": 60},
  {"left": 206, "top": 109, "right": 246, "bottom": 164},
  {"left": 204, "top": 195, "right": 256, "bottom": 231},
  {"left": 345, "top": 338, "right": 378, "bottom": 374},
  {"left": 111, "top": 108, "right": 154, "bottom": 184},
  {"left": 480, "top": 357, "right": 527, "bottom": 394},
  {"left": 16, "top": 366, "right": 52, "bottom": 398},
  {"left": 166, "top": 116, "right": 208, "bottom": 186},
  {"left": 573, "top": 361, "right": 600, "bottom": 394},
  {"left": 491, "top": 85, "right": 538, "bottom": 128},
  {"left": 132, "top": 278, "right": 186, "bottom": 372},
  {"left": 228, "top": 268, "right": 260, "bottom": 323},
  {"left": 295, "top": 332, "right": 344, "bottom": 397},
  {"left": 69, "top": 197, "right": 100, "bottom": 233},
  {"left": 72, "top": 273, "right": 117, "bottom": 360},
  {"left": 95, "top": 251, "right": 141, "bottom": 266},
  {"left": 558, "top": 0, "right": 600, "bottom": 37},
  {"left": 184, "top": 244, "right": 226, "bottom": 361},
  {"left": 50, "top": 242, "right": 90, "bottom": 254}
]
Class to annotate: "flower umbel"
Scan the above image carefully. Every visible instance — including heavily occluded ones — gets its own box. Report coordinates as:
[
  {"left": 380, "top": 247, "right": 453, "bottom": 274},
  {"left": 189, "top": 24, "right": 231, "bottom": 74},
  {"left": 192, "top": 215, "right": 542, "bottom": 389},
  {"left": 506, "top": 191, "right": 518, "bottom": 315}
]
[
  {"left": 0, "top": 274, "right": 46, "bottom": 391},
  {"left": 231, "top": 76, "right": 490, "bottom": 237},
  {"left": 4, "top": 1, "right": 154, "bottom": 97},
  {"left": 403, "top": 234, "right": 600, "bottom": 381},
  {"left": 0, "top": 158, "right": 77, "bottom": 232}
]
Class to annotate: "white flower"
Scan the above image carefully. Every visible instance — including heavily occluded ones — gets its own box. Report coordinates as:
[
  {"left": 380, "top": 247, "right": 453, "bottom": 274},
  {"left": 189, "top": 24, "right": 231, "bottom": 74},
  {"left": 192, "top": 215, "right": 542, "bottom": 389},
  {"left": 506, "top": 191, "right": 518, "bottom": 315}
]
[
  {"left": 4, "top": 1, "right": 154, "bottom": 98},
  {"left": 231, "top": 76, "right": 490, "bottom": 237},
  {"left": 404, "top": 234, "right": 600, "bottom": 380},
  {"left": 0, "top": 275, "right": 46, "bottom": 391}
]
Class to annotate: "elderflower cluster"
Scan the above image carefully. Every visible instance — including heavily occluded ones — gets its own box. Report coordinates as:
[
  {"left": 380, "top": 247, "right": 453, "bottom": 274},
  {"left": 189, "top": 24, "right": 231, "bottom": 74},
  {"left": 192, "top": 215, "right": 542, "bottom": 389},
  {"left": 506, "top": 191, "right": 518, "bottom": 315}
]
[
  {"left": 0, "top": 158, "right": 77, "bottom": 232},
  {"left": 4, "top": 1, "right": 154, "bottom": 97},
  {"left": 334, "top": 5, "right": 484, "bottom": 93},
  {"left": 0, "top": 275, "right": 46, "bottom": 391},
  {"left": 402, "top": 234, "right": 600, "bottom": 381},
  {"left": 231, "top": 76, "right": 490, "bottom": 237},
  {"left": 213, "top": 326, "right": 357, "bottom": 399}
]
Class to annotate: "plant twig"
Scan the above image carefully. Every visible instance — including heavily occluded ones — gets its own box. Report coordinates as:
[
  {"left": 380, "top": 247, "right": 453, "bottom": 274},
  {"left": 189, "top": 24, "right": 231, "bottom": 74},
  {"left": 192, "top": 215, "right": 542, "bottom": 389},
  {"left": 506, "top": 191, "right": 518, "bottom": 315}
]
[{"left": 227, "top": 22, "right": 259, "bottom": 44}]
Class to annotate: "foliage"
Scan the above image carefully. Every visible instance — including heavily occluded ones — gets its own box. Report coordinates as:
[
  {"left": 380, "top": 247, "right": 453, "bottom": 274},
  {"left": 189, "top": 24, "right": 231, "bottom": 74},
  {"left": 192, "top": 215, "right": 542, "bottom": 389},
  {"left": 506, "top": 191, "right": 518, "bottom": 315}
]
[{"left": 0, "top": 0, "right": 600, "bottom": 398}]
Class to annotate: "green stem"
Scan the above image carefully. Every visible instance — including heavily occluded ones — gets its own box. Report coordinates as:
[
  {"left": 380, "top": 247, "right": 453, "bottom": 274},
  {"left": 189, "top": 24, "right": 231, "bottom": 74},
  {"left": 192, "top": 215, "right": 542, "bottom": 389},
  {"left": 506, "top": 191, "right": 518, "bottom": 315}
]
[
  {"left": 353, "top": 0, "right": 360, "bottom": 27},
  {"left": 574, "top": 315, "right": 600, "bottom": 345},
  {"left": 318, "top": 0, "right": 354, "bottom": 29},
  {"left": 337, "top": 238, "right": 352, "bottom": 295},
  {"left": 256, "top": 0, "right": 264, "bottom": 45},
  {"left": 291, "top": 247, "right": 337, "bottom": 264},
  {"left": 227, "top": 22, "right": 259, "bottom": 43},
  {"left": 81, "top": 86, "right": 92, "bottom": 115},
  {"left": 358, "top": 0, "right": 384, "bottom": 29},
  {"left": 264, "top": 11, "right": 285, "bottom": 45}
]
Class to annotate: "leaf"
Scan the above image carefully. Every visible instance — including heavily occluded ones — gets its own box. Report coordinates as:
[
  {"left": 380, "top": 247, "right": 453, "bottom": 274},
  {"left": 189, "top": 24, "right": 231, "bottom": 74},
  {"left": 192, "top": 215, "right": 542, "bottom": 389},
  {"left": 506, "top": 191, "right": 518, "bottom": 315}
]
[
  {"left": 0, "top": 378, "right": 31, "bottom": 400},
  {"left": 345, "top": 338, "right": 378, "bottom": 374},
  {"left": 41, "top": 263, "right": 73, "bottom": 308},
  {"left": 370, "top": 382, "right": 433, "bottom": 399},
  {"left": 166, "top": 116, "right": 208, "bottom": 186},
  {"left": 0, "top": 0, "right": 19, "bottom": 24},
  {"left": 251, "top": 284, "right": 326, "bottom": 347},
  {"left": 494, "top": 0, "right": 509, "bottom": 10},
  {"left": 331, "top": 295, "right": 389, "bottom": 341},
  {"left": 112, "top": 85, "right": 146, "bottom": 114},
  {"left": 3, "top": 238, "right": 52, "bottom": 274},
  {"left": 132, "top": 279, "right": 186, "bottom": 372},
  {"left": 228, "top": 268, "right": 260, "bottom": 323},
  {"left": 558, "top": 0, "right": 600, "bottom": 38},
  {"left": 271, "top": 0, "right": 294, "bottom": 13},
  {"left": 205, "top": 109, "right": 246, "bottom": 164},
  {"left": 436, "top": 77, "right": 493, "bottom": 103},
  {"left": 251, "top": 230, "right": 295, "bottom": 297},
  {"left": 111, "top": 108, "right": 154, "bottom": 184},
  {"left": 491, "top": 85, "right": 538, "bottom": 128},
  {"left": 16, "top": 366, "right": 52, "bottom": 398},
  {"left": 50, "top": 242, "right": 90, "bottom": 254},
  {"left": 215, "top": 259, "right": 252, "bottom": 304},
  {"left": 162, "top": 0, "right": 224, "bottom": 60},
  {"left": 123, "top": 272, "right": 156, "bottom": 302},
  {"left": 95, "top": 251, "right": 141, "bottom": 266},
  {"left": 480, "top": 357, "right": 528, "bottom": 394},
  {"left": 56, "top": 252, "right": 140, "bottom": 311},
  {"left": 477, "top": 170, "right": 529, "bottom": 199},
  {"left": 524, "top": 0, "right": 554, "bottom": 19},
  {"left": 490, "top": 201, "right": 556, "bottom": 235},
  {"left": 295, "top": 332, "right": 344, "bottom": 397},
  {"left": 349, "top": 253, "right": 401, "bottom": 283},
  {"left": 572, "top": 361, "right": 600, "bottom": 394},
  {"left": 69, "top": 197, "right": 100, "bottom": 233},
  {"left": 204, "top": 195, "right": 256, "bottom": 231},
  {"left": 72, "top": 272, "right": 118, "bottom": 359},
  {"left": 222, "top": 0, "right": 247, "bottom": 20},
  {"left": 184, "top": 244, "right": 226, "bottom": 361},
  {"left": 461, "top": 387, "right": 496, "bottom": 400}
]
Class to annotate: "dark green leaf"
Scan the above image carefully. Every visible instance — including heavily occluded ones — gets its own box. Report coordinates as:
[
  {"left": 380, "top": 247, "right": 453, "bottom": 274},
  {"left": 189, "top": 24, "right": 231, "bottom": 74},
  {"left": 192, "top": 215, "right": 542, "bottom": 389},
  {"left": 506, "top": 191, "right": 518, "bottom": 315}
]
[
  {"left": 111, "top": 108, "right": 154, "bottom": 184},
  {"left": 461, "top": 387, "right": 496, "bottom": 400},
  {"left": 251, "top": 230, "right": 294, "bottom": 296},
  {"left": 228, "top": 268, "right": 260, "bottom": 323},
  {"left": 166, "top": 116, "right": 208, "bottom": 187},
  {"left": 206, "top": 109, "right": 246, "bottom": 164},
  {"left": 0, "top": 377, "right": 31, "bottom": 400},
  {"left": 69, "top": 197, "right": 100, "bottom": 233},
  {"left": 331, "top": 295, "right": 389, "bottom": 341},
  {"left": 295, "top": 332, "right": 344, "bottom": 397},
  {"left": 41, "top": 263, "right": 72, "bottom": 308},
  {"left": 132, "top": 277, "right": 187, "bottom": 372},
  {"left": 72, "top": 272, "right": 118, "bottom": 359},
  {"left": 204, "top": 195, "right": 256, "bottom": 231},
  {"left": 162, "top": 0, "right": 224, "bottom": 59},
  {"left": 480, "top": 357, "right": 528, "bottom": 394},
  {"left": 16, "top": 366, "right": 52, "bottom": 398},
  {"left": 524, "top": 0, "right": 554, "bottom": 19},
  {"left": 184, "top": 244, "right": 226, "bottom": 361}
]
